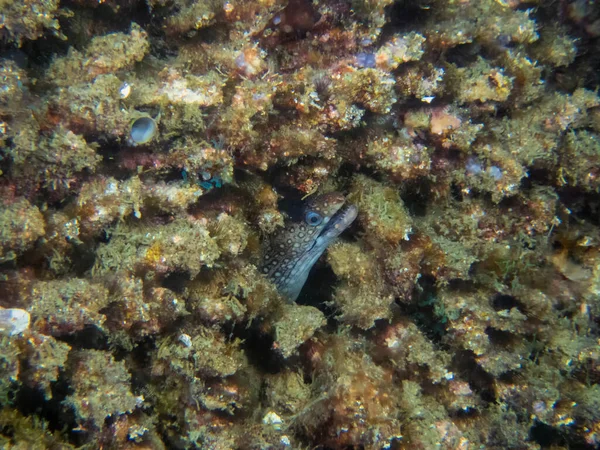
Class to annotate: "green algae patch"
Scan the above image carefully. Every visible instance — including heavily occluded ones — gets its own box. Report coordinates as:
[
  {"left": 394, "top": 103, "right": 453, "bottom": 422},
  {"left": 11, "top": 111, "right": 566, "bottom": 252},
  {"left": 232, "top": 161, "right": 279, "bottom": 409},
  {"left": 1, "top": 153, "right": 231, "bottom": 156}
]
[
  {"left": 93, "top": 218, "right": 220, "bottom": 279},
  {"left": 0, "top": 408, "right": 73, "bottom": 450},
  {"left": 65, "top": 349, "right": 139, "bottom": 427},
  {"left": 156, "top": 328, "right": 246, "bottom": 379},
  {"left": 447, "top": 58, "right": 514, "bottom": 104},
  {"left": 26, "top": 279, "right": 110, "bottom": 336},
  {"left": 11, "top": 125, "right": 102, "bottom": 191},
  {"left": 349, "top": 174, "right": 412, "bottom": 247},
  {"left": 18, "top": 333, "right": 71, "bottom": 399},
  {"left": 272, "top": 303, "right": 326, "bottom": 358},
  {"left": 0, "top": 198, "right": 45, "bottom": 263},
  {"left": 327, "top": 242, "right": 394, "bottom": 329},
  {"left": 0, "top": 0, "right": 62, "bottom": 44},
  {"left": 0, "top": 335, "right": 20, "bottom": 405},
  {"left": 46, "top": 23, "right": 149, "bottom": 86}
]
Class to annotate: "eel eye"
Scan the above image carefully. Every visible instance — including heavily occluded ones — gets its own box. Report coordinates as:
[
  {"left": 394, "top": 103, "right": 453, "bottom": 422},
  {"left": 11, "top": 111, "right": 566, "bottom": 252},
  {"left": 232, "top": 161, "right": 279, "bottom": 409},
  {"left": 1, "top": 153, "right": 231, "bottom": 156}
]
[{"left": 305, "top": 211, "right": 323, "bottom": 226}]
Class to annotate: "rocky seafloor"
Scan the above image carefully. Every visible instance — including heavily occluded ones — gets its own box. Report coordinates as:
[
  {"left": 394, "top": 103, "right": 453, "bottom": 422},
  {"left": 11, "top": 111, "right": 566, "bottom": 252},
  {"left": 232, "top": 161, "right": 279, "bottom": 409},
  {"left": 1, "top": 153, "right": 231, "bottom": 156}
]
[{"left": 1, "top": 0, "right": 600, "bottom": 449}]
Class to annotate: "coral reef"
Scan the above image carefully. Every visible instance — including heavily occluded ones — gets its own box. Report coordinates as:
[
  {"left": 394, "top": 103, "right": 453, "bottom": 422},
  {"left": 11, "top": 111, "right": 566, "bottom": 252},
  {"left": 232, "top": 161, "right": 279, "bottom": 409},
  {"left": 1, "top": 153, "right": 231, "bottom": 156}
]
[
  {"left": 65, "top": 349, "right": 141, "bottom": 427},
  {"left": 0, "top": 0, "right": 600, "bottom": 448}
]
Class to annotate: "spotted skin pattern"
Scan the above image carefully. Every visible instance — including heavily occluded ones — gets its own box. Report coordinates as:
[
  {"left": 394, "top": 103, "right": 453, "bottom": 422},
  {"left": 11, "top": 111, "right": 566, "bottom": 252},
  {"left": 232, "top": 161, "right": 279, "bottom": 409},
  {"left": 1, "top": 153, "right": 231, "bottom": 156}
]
[{"left": 260, "top": 192, "right": 358, "bottom": 302}]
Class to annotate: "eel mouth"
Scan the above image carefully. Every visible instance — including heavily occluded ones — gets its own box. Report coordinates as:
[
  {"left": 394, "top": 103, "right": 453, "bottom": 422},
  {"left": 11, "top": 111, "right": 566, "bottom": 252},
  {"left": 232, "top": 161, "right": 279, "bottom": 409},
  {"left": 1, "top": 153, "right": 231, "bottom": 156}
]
[{"left": 316, "top": 202, "right": 358, "bottom": 244}]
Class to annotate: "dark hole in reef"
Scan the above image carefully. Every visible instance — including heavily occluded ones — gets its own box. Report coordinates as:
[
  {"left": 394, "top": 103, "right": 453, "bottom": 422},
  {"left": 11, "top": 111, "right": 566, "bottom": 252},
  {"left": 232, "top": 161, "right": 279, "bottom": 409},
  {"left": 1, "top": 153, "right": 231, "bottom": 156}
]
[
  {"left": 362, "top": 108, "right": 401, "bottom": 131},
  {"left": 485, "top": 326, "right": 518, "bottom": 348},
  {"left": 551, "top": 238, "right": 564, "bottom": 251},
  {"left": 0, "top": 49, "right": 29, "bottom": 71},
  {"left": 118, "top": 337, "right": 155, "bottom": 395},
  {"left": 399, "top": 275, "right": 448, "bottom": 343},
  {"left": 96, "top": 142, "right": 133, "bottom": 180},
  {"left": 444, "top": 43, "right": 482, "bottom": 67},
  {"left": 497, "top": 369, "right": 523, "bottom": 384},
  {"left": 529, "top": 421, "right": 564, "bottom": 447},
  {"left": 445, "top": 148, "right": 464, "bottom": 162},
  {"left": 450, "top": 182, "right": 464, "bottom": 202},
  {"left": 14, "top": 386, "right": 55, "bottom": 424},
  {"left": 496, "top": 192, "right": 523, "bottom": 210},
  {"left": 0, "top": 138, "right": 13, "bottom": 172},
  {"left": 10, "top": 376, "right": 83, "bottom": 446},
  {"left": 158, "top": 167, "right": 189, "bottom": 184},
  {"left": 449, "top": 406, "right": 479, "bottom": 420},
  {"left": 528, "top": 420, "right": 595, "bottom": 449},
  {"left": 452, "top": 350, "right": 496, "bottom": 403},
  {"left": 58, "top": 324, "right": 109, "bottom": 350},
  {"left": 491, "top": 294, "right": 524, "bottom": 312},
  {"left": 557, "top": 186, "right": 600, "bottom": 226},
  {"left": 99, "top": 229, "right": 111, "bottom": 243},
  {"left": 401, "top": 177, "right": 431, "bottom": 217},
  {"left": 71, "top": 242, "right": 98, "bottom": 277},
  {"left": 13, "top": 34, "right": 71, "bottom": 72},
  {"left": 526, "top": 168, "right": 554, "bottom": 186},
  {"left": 296, "top": 262, "right": 339, "bottom": 326},
  {"left": 58, "top": 0, "right": 151, "bottom": 43},
  {"left": 0, "top": 382, "right": 18, "bottom": 409},
  {"left": 571, "top": 360, "right": 600, "bottom": 387},
  {"left": 297, "top": 263, "right": 336, "bottom": 308},
  {"left": 161, "top": 271, "right": 191, "bottom": 294},
  {"left": 39, "top": 184, "right": 82, "bottom": 211},
  {"left": 229, "top": 320, "right": 286, "bottom": 375},
  {"left": 274, "top": 189, "right": 309, "bottom": 222},
  {"left": 177, "top": 22, "right": 229, "bottom": 46},
  {"left": 384, "top": 0, "right": 431, "bottom": 32}
]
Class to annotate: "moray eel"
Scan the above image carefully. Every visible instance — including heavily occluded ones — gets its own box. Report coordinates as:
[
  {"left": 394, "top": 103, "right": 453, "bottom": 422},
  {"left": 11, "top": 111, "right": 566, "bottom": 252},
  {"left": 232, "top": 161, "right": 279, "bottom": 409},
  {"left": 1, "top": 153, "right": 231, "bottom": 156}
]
[{"left": 260, "top": 192, "right": 358, "bottom": 302}]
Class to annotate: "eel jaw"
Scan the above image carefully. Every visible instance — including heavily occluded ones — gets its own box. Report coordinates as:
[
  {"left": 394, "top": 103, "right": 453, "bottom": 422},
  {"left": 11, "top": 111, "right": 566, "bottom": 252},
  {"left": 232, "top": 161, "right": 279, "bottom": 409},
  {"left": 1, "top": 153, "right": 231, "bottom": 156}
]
[{"left": 315, "top": 203, "right": 358, "bottom": 247}]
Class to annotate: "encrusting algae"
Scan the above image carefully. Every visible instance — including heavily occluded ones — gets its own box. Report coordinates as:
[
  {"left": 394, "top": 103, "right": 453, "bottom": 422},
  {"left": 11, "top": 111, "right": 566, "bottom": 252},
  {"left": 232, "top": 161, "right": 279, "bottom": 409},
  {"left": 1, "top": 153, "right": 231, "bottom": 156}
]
[{"left": 1, "top": 0, "right": 600, "bottom": 448}]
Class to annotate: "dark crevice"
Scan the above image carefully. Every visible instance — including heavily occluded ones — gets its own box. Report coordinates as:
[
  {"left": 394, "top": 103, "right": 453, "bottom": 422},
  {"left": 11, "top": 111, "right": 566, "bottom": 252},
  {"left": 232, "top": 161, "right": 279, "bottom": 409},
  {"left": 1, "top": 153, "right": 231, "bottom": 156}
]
[
  {"left": 485, "top": 327, "right": 518, "bottom": 348},
  {"left": 231, "top": 320, "right": 285, "bottom": 375},
  {"left": 57, "top": 325, "right": 109, "bottom": 351},
  {"left": 529, "top": 420, "right": 596, "bottom": 449},
  {"left": 400, "top": 275, "right": 448, "bottom": 343},
  {"left": 452, "top": 350, "right": 496, "bottom": 403},
  {"left": 492, "top": 294, "right": 525, "bottom": 312}
]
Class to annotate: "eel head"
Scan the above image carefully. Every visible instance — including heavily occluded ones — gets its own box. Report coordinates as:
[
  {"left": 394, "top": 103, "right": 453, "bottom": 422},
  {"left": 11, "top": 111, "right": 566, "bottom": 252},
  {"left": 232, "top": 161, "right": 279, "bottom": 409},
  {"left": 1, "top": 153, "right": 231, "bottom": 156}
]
[{"left": 261, "top": 192, "right": 358, "bottom": 301}]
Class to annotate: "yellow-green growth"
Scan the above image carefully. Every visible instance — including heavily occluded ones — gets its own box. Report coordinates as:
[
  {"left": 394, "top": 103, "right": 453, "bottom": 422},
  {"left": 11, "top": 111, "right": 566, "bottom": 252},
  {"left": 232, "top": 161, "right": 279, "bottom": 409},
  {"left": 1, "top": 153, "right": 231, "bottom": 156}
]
[
  {"left": 93, "top": 218, "right": 220, "bottom": 278},
  {"left": 46, "top": 23, "right": 149, "bottom": 86},
  {"left": 65, "top": 349, "right": 138, "bottom": 426},
  {"left": 11, "top": 126, "right": 101, "bottom": 191},
  {"left": 327, "top": 242, "right": 393, "bottom": 329},
  {"left": 264, "top": 371, "right": 312, "bottom": 415},
  {"left": 26, "top": 279, "right": 110, "bottom": 335},
  {"left": 18, "top": 334, "right": 71, "bottom": 399},
  {"left": 156, "top": 328, "right": 246, "bottom": 378},
  {"left": 349, "top": 174, "right": 412, "bottom": 246},
  {"left": 363, "top": 132, "right": 432, "bottom": 180},
  {"left": 447, "top": 57, "right": 514, "bottom": 104},
  {"left": 272, "top": 304, "right": 325, "bottom": 358},
  {"left": 558, "top": 130, "right": 600, "bottom": 192},
  {"left": 0, "top": 198, "right": 45, "bottom": 263},
  {"left": 0, "top": 0, "right": 62, "bottom": 44},
  {"left": 0, "top": 408, "right": 71, "bottom": 449}
]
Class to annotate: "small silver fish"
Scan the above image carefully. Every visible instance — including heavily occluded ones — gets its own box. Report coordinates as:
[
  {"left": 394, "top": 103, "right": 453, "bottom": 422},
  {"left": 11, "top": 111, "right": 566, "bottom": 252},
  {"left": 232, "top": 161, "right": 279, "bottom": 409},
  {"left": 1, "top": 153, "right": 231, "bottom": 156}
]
[{"left": 260, "top": 192, "right": 358, "bottom": 301}]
